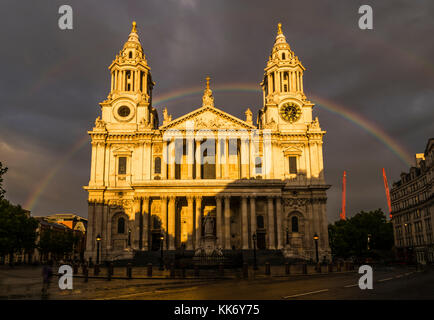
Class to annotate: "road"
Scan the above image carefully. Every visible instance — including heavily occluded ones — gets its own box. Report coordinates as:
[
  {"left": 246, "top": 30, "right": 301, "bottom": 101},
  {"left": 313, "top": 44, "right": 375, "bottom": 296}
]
[
  {"left": 1, "top": 265, "right": 433, "bottom": 300},
  {"left": 79, "top": 266, "right": 434, "bottom": 300}
]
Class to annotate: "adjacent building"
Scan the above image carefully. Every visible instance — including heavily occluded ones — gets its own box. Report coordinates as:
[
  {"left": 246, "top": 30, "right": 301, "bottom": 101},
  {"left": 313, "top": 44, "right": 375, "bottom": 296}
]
[
  {"left": 391, "top": 138, "right": 434, "bottom": 264},
  {"left": 84, "top": 22, "right": 331, "bottom": 263}
]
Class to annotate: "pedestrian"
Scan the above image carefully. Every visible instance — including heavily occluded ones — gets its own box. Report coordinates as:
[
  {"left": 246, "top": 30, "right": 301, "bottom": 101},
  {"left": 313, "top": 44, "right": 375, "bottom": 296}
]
[{"left": 41, "top": 260, "right": 53, "bottom": 299}]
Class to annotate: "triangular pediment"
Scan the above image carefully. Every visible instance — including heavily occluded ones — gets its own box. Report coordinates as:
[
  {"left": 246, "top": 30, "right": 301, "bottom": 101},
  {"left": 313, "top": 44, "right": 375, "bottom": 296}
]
[{"left": 159, "top": 106, "right": 256, "bottom": 131}]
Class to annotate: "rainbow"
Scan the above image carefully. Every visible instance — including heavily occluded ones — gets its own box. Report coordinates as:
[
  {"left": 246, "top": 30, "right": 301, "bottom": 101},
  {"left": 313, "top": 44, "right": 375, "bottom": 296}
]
[{"left": 24, "top": 83, "right": 413, "bottom": 212}]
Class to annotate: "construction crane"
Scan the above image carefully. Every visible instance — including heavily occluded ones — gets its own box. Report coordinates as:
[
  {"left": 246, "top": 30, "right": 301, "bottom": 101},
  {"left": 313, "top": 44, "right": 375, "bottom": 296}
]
[
  {"left": 382, "top": 168, "right": 392, "bottom": 219},
  {"left": 340, "top": 171, "right": 346, "bottom": 220}
]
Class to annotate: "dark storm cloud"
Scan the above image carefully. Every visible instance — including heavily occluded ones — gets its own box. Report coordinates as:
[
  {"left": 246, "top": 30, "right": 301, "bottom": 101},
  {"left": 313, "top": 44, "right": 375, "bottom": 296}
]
[{"left": 0, "top": 0, "right": 433, "bottom": 221}]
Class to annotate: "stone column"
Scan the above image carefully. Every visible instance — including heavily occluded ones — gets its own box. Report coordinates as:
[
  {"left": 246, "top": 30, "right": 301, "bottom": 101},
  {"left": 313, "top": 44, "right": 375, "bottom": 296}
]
[
  {"left": 195, "top": 196, "right": 202, "bottom": 249},
  {"left": 267, "top": 196, "right": 275, "bottom": 249},
  {"left": 275, "top": 196, "right": 283, "bottom": 249},
  {"left": 195, "top": 139, "right": 201, "bottom": 179},
  {"left": 241, "top": 137, "right": 249, "bottom": 179},
  {"left": 225, "top": 139, "right": 230, "bottom": 179},
  {"left": 216, "top": 138, "right": 221, "bottom": 179},
  {"left": 134, "top": 199, "right": 141, "bottom": 250},
  {"left": 106, "top": 205, "right": 112, "bottom": 251},
  {"left": 162, "top": 141, "right": 168, "bottom": 179},
  {"left": 169, "top": 139, "right": 176, "bottom": 179},
  {"left": 187, "top": 137, "right": 194, "bottom": 179},
  {"left": 241, "top": 196, "right": 248, "bottom": 249},
  {"left": 86, "top": 202, "right": 95, "bottom": 253},
  {"left": 160, "top": 196, "right": 168, "bottom": 249},
  {"left": 142, "top": 197, "right": 149, "bottom": 250},
  {"left": 249, "top": 196, "right": 256, "bottom": 249},
  {"left": 186, "top": 196, "right": 194, "bottom": 250},
  {"left": 224, "top": 196, "right": 231, "bottom": 249},
  {"left": 216, "top": 196, "right": 223, "bottom": 247},
  {"left": 168, "top": 196, "right": 176, "bottom": 250}
]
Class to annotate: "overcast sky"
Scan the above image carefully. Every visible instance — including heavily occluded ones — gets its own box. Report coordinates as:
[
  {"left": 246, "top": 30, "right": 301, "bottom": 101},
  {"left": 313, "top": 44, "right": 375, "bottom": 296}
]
[{"left": 0, "top": 0, "right": 433, "bottom": 222}]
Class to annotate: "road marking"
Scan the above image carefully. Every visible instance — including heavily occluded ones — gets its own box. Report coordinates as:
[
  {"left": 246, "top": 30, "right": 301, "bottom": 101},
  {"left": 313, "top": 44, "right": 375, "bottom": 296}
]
[
  {"left": 282, "top": 289, "right": 329, "bottom": 299},
  {"left": 344, "top": 284, "right": 358, "bottom": 288},
  {"left": 378, "top": 277, "right": 393, "bottom": 282},
  {"left": 97, "top": 286, "right": 199, "bottom": 300},
  {"left": 395, "top": 274, "right": 404, "bottom": 278}
]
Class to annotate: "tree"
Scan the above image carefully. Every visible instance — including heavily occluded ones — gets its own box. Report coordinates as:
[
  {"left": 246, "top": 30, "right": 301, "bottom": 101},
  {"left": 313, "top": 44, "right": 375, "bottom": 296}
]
[
  {"left": 38, "top": 228, "right": 80, "bottom": 261},
  {"left": 328, "top": 209, "right": 394, "bottom": 261},
  {"left": 0, "top": 199, "right": 38, "bottom": 263},
  {"left": 0, "top": 162, "right": 7, "bottom": 200}
]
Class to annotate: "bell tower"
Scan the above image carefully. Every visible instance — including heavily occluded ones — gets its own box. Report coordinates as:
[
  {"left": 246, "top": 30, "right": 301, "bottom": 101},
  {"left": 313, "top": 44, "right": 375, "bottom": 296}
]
[
  {"left": 259, "top": 23, "right": 314, "bottom": 131},
  {"left": 99, "top": 21, "right": 157, "bottom": 130}
]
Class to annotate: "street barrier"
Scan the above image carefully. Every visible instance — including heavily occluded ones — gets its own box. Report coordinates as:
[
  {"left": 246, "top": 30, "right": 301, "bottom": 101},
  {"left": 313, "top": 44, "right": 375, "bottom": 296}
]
[
  {"left": 265, "top": 262, "right": 270, "bottom": 275},
  {"left": 147, "top": 263, "right": 153, "bottom": 277}
]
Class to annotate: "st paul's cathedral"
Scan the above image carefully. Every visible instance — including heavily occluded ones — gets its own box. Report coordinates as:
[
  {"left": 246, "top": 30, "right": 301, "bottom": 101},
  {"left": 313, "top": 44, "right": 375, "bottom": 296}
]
[{"left": 84, "top": 22, "right": 331, "bottom": 263}]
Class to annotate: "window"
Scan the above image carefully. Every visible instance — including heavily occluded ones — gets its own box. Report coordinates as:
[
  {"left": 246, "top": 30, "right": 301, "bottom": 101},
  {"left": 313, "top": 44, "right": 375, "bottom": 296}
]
[
  {"left": 289, "top": 156, "right": 297, "bottom": 174},
  {"left": 129, "top": 51, "right": 132, "bottom": 59},
  {"left": 291, "top": 216, "right": 299, "bottom": 232},
  {"left": 154, "top": 157, "right": 161, "bottom": 174},
  {"left": 257, "top": 215, "right": 265, "bottom": 229},
  {"left": 118, "top": 157, "right": 127, "bottom": 174},
  {"left": 255, "top": 157, "right": 262, "bottom": 174},
  {"left": 117, "top": 217, "right": 125, "bottom": 234},
  {"left": 282, "top": 53, "right": 286, "bottom": 60}
]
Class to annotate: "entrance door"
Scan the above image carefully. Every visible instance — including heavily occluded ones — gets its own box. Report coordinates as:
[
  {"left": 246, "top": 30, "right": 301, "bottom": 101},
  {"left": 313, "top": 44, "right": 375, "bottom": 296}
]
[
  {"left": 256, "top": 232, "right": 266, "bottom": 250},
  {"left": 151, "top": 232, "right": 161, "bottom": 251}
]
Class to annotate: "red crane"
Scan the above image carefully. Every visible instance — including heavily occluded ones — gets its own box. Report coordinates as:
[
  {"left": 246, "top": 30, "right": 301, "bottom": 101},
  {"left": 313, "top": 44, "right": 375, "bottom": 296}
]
[
  {"left": 340, "top": 171, "right": 346, "bottom": 220},
  {"left": 382, "top": 168, "right": 392, "bottom": 219}
]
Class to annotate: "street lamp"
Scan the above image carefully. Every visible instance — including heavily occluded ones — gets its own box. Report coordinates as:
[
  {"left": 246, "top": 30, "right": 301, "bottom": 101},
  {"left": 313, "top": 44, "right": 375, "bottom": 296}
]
[
  {"left": 367, "top": 233, "right": 372, "bottom": 251},
  {"left": 96, "top": 234, "right": 102, "bottom": 265},
  {"left": 252, "top": 233, "right": 258, "bottom": 270},
  {"left": 286, "top": 227, "right": 289, "bottom": 244},
  {"left": 313, "top": 233, "right": 319, "bottom": 263},
  {"left": 159, "top": 235, "right": 164, "bottom": 271}
]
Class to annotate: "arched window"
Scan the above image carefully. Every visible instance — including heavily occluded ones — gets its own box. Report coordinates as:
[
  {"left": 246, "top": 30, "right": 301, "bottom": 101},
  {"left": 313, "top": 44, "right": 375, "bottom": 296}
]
[
  {"left": 282, "top": 52, "right": 286, "bottom": 60},
  {"left": 129, "top": 51, "right": 132, "bottom": 59},
  {"left": 255, "top": 157, "right": 262, "bottom": 174},
  {"left": 117, "top": 217, "right": 125, "bottom": 234},
  {"left": 291, "top": 216, "right": 299, "bottom": 232},
  {"left": 154, "top": 157, "right": 161, "bottom": 174}
]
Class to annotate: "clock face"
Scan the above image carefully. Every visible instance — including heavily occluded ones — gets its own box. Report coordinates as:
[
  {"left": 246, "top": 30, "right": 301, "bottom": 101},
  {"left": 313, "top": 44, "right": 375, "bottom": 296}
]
[
  {"left": 279, "top": 103, "right": 301, "bottom": 123},
  {"left": 118, "top": 106, "right": 131, "bottom": 117}
]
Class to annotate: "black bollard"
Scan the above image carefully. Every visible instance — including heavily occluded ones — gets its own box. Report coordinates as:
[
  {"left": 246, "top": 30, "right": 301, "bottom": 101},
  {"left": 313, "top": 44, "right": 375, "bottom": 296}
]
[
  {"left": 147, "top": 263, "right": 153, "bottom": 277},
  {"left": 302, "top": 264, "right": 307, "bottom": 274},
  {"left": 84, "top": 267, "right": 88, "bottom": 283},
  {"left": 170, "top": 263, "right": 175, "bottom": 278},
  {"left": 127, "top": 263, "right": 132, "bottom": 279},
  {"left": 242, "top": 263, "right": 249, "bottom": 279},
  {"left": 107, "top": 264, "right": 112, "bottom": 281},
  {"left": 219, "top": 263, "right": 224, "bottom": 277},
  {"left": 337, "top": 263, "right": 342, "bottom": 272},
  {"left": 265, "top": 262, "right": 271, "bottom": 275},
  {"left": 328, "top": 264, "right": 333, "bottom": 273},
  {"left": 285, "top": 263, "right": 290, "bottom": 275},
  {"left": 194, "top": 265, "right": 199, "bottom": 277},
  {"left": 94, "top": 264, "right": 100, "bottom": 276},
  {"left": 316, "top": 263, "right": 321, "bottom": 273},
  {"left": 73, "top": 264, "right": 78, "bottom": 274},
  {"left": 181, "top": 267, "right": 186, "bottom": 278}
]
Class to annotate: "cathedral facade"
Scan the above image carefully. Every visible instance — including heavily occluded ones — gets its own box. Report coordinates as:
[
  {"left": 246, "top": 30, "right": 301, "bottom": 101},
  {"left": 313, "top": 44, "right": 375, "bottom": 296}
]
[{"left": 84, "top": 22, "right": 331, "bottom": 263}]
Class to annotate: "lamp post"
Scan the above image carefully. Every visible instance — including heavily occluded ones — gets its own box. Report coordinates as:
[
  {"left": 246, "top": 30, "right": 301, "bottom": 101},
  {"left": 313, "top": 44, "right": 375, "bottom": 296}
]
[
  {"left": 367, "top": 233, "right": 372, "bottom": 251},
  {"left": 286, "top": 227, "right": 289, "bottom": 244},
  {"left": 96, "top": 234, "right": 101, "bottom": 265},
  {"left": 252, "top": 233, "right": 258, "bottom": 270},
  {"left": 313, "top": 233, "right": 319, "bottom": 263},
  {"left": 159, "top": 235, "right": 164, "bottom": 271}
]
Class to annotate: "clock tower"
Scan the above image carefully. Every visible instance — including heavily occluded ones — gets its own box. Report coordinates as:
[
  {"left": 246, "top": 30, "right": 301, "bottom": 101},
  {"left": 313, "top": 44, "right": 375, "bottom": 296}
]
[{"left": 259, "top": 23, "right": 314, "bottom": 132}]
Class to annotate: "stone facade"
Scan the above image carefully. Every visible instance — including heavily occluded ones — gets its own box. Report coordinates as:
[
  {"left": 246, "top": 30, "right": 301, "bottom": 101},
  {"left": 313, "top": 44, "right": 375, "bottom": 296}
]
[
  {"left": 391, "top": 138, "right": 434, "bottom": 264},
  {"left": 84, "top": 22, "right": 331, "bottom": 262}
]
